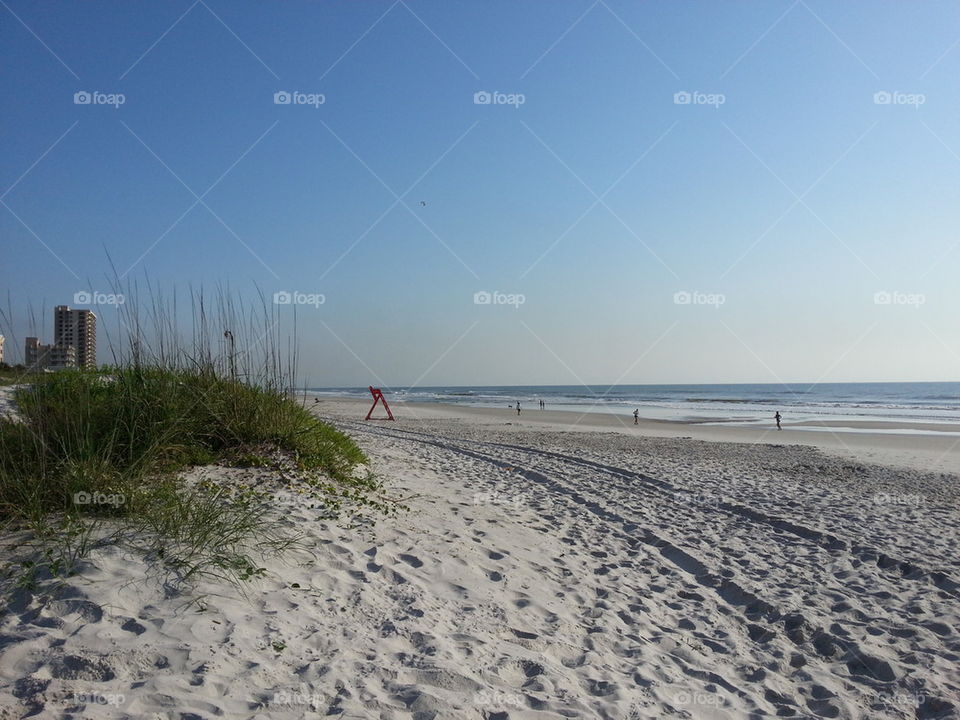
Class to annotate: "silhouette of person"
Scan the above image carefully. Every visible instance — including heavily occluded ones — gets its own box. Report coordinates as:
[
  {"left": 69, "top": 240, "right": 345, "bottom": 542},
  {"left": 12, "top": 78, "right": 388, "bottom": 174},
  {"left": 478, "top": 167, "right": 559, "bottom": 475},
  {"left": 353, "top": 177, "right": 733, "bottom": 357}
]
[
  {"left": 633, "top": 408, "right": 639, "bottom": 425},
  {"left": 517, "top": 401, "right": 521, "bottom": 416},
  {"left": 775, "top": 411, "right": 782, "bottom": 430}
]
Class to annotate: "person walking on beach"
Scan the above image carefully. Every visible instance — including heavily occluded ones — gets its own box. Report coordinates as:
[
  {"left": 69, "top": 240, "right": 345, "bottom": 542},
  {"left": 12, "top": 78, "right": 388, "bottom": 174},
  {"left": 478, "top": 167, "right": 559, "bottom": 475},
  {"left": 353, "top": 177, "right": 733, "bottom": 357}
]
[
  {"left": 633, "top": 408, "right": 639, "bottom": 425},
  {"left": 775, "top": 411, "right": 782, "bottom": 430},
  {"left": 517, "top": 401, "right": 521, "bottom": 416}
]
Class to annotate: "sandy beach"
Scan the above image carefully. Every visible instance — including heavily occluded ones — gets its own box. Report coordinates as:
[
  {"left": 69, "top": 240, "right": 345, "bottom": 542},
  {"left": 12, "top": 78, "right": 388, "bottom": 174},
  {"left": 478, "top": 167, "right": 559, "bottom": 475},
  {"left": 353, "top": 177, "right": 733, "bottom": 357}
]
[
  {"left": 5, "top": 0, "right": 960, "bottom": 717},
  {"left": 1, "top": 396, "right": 957, "bottom": 719},
  {"left": 343, "top": 396, "right": 960, "bottom": 476}
]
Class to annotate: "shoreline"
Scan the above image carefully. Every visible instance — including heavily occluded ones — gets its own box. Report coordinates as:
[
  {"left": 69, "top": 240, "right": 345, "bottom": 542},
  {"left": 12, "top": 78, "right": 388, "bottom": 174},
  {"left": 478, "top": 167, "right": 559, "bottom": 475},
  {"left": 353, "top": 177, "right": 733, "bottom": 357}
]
[{"left": 311, "top": 395, "right": 960, "bottom": 476}]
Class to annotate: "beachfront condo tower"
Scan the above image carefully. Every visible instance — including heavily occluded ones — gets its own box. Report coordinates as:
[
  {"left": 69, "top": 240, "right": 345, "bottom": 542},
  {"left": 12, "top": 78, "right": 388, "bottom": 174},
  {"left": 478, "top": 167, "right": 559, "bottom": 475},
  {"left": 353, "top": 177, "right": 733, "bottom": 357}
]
[{"left": 53, "top": 305, "right": 96, "bottom": 369}]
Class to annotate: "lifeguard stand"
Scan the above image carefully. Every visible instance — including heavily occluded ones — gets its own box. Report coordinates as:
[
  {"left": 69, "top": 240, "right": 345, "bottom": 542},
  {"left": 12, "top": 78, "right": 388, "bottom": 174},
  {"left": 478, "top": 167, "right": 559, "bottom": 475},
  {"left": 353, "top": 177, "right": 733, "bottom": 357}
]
[{"left": 365, "top": 386, "right": 395, "bottom": 420}]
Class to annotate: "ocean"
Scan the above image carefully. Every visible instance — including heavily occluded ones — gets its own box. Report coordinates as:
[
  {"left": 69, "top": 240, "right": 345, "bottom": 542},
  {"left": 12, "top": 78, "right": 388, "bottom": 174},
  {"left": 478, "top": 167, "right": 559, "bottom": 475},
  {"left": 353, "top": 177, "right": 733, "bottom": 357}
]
[{"left": 306, "top": 382, "right": 960, "bottom": 428}]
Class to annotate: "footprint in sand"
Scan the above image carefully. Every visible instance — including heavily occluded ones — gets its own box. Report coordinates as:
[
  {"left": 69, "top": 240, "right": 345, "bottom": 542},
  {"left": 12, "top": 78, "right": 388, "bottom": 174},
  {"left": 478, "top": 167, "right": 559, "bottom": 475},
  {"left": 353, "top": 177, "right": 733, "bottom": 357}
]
[
  {"left": 120, "top": 618, "right": 147, "bottom": 635},
  {"left": 511, "top": 628, "right": 538, "bottom": 640},
  {"left": 49, "top": 654, "right": 116, "bottom": 681},
  {"left": 189, "top": 617, "right": 231, "bottom": 644},
  {"left": 45, "top": 599, "right": 103, "bottom": 623},
  {"left": 399, "top": 553, "right": 424, "bottom": 568}
]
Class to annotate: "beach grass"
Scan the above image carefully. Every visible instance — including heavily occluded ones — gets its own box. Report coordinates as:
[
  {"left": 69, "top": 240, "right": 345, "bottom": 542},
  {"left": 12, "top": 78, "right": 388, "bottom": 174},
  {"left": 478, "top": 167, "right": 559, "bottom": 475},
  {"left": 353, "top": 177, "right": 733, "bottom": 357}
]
[
  {"left": 0, "top": 287, "right": 391, "bottom": 589},
  {"left": 0, "top": 366, "right": 379, "bottom": 587}
]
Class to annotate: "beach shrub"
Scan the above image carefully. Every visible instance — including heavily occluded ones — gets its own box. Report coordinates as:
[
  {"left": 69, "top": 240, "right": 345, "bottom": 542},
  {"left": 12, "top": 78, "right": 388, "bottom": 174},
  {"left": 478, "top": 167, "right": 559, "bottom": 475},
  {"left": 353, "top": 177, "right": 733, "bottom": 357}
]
[{"left": 0, "top": 366, "right": 380, "bottom": 588}]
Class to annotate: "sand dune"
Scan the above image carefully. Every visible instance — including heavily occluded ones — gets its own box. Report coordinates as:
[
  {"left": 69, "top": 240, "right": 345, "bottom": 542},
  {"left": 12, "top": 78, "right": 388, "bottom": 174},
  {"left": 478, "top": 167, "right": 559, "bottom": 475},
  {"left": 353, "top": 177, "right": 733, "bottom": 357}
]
[{"left": 1, "top": 399, "right": 957, "bottom": 718}]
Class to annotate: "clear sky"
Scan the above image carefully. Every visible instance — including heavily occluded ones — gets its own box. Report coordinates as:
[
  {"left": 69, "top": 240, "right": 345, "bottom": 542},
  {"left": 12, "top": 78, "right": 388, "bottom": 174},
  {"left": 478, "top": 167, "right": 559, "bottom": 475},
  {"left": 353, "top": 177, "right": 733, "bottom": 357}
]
[{"left": 2, "top": 1, "right": 959, "bottom": 387}]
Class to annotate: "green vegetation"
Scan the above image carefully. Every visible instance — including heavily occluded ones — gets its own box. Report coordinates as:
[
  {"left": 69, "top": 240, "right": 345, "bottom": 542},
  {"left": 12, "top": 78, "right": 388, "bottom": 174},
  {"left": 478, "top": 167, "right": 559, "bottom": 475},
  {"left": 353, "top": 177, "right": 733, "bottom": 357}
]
[
  {"left": 0, "top": 365, "right": 26, "bottom": 386},
  {"left": 0, "top": 290, "right": 397, "bottom": 590}
]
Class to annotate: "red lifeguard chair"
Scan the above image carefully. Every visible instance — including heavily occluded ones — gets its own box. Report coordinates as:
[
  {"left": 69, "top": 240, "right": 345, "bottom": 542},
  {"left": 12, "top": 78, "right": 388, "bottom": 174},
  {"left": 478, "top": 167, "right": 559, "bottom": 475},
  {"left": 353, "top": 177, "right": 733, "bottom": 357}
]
[{"left": 365, "top": 386, "right": 395, "bottom": 420}]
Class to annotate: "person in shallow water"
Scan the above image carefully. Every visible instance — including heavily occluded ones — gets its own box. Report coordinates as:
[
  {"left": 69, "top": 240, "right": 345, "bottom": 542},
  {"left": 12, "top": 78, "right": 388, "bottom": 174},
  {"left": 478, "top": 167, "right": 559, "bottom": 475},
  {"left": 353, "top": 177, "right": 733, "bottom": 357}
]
[
  {"left": 775, "top": 411, "right": 782, "bottom": 430},
  {"left": 633, "top": 409, "right": 639, "bottom": 425}
]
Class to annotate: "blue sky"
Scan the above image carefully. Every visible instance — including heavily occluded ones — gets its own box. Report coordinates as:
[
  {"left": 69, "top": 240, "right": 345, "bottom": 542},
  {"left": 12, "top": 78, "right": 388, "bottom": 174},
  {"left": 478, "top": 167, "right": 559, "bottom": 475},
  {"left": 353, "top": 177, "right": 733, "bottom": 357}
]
[{"left": 2, "top": 1, "right": 959, "bottom": 386}]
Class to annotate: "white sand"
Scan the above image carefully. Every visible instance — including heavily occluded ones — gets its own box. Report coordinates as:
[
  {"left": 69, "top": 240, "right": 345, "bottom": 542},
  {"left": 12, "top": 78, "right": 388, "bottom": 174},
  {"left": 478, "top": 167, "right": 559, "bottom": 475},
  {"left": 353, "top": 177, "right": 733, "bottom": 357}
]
[
  {"left": 1, "top": 398, "right": 958, "bottom": 719},
  {"left": 0, "top": 387, "right": 21, "bottom": 423}
]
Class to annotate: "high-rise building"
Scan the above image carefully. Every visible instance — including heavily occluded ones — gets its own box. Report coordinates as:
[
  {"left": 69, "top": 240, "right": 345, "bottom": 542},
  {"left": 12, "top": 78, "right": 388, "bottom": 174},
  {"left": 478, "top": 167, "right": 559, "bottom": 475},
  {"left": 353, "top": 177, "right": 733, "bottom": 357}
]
[
  {"left": 23, "top": 305, "right": 96, "bottom": 372},
  {"left": 54, "top": 305, "right": 96, "bottom": 369},
  {"left": 0, "top": 334, "right": 5, "bottom": 365}
]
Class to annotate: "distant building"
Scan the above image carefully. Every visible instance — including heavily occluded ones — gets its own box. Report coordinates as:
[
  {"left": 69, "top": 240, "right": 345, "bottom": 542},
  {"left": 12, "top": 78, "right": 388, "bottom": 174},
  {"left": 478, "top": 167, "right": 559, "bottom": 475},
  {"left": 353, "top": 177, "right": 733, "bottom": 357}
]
[
  {"left": 0, "top": 334, "right": 4, "bottom": 365},
  {"left": 23, "top": 305, "right": 96, "bottom": 372},
  {"left": 54, "top": 305, "right": 96, "bottom": 369},
  {"left": 25, "top": 337, "right": 77, "bottom": 370}
]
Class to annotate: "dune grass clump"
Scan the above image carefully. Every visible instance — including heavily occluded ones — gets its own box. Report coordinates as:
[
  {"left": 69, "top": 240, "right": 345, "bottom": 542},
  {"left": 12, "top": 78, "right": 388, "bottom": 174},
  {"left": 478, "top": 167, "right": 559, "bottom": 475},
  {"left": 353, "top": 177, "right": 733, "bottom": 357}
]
[
  {"left": 0, "top": 367, "right": 378, "bottom": 587},
  {"left": 0, "top": 286, "right": 391, "bottom": 589}
]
